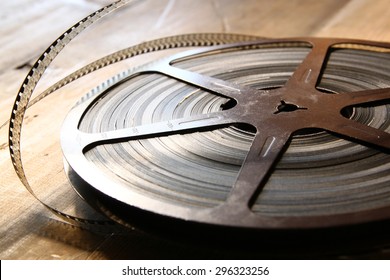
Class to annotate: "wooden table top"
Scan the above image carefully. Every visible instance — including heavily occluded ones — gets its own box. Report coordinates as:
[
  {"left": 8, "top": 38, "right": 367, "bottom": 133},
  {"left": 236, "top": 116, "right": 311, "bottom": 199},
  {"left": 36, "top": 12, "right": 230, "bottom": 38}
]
[{"left": 1, "top": 0, "right": 390, "bottom": 259}]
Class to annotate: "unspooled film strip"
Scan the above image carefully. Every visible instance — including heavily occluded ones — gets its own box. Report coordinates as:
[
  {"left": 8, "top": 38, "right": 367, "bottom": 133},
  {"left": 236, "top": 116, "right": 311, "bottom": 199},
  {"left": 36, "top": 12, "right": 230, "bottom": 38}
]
[{"left": 6, "top": 0, "right": 390, "bottom": 257}]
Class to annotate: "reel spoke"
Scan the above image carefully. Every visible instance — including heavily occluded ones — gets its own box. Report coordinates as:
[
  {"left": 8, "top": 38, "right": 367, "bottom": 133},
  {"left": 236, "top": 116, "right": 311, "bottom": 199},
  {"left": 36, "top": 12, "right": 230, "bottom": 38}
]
[
  {"left": 339, "top": 87, "right": 390, "bottom": 107},
  {"left": 283, "top": 39, "right": 331, "bottom": 92},
  {"left": 326, "top": 116, "right": 390, "bottom": 150},
  {"left": 154, "top": 64, "right": 252, "bottom": 100},
  {"left": 225, "top": 130, "right": 292, "bottom": 209},
  {"left": 80, "top": 110, "right": 237, "bottom": 150}
]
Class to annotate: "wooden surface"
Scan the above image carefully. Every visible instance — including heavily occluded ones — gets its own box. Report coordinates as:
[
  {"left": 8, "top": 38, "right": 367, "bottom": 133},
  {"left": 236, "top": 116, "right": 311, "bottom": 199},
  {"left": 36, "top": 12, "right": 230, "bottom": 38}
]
[{"left": 1, "top": 0, "right": 390, "bottom": 260}]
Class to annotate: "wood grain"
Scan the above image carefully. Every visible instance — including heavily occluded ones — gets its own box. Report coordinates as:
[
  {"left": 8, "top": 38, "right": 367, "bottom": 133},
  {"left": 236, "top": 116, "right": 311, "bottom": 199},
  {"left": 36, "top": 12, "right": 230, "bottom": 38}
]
[{"left": 1, "top": 0, "right": 390, "bottom": 259}]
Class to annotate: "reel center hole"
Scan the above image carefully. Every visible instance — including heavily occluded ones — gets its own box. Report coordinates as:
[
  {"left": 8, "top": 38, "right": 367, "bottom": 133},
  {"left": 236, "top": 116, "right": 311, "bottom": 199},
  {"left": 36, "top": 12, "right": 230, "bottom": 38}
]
[
  {"left": 274, "top": 100, "right": 307, "bottom": 114},
  {"left": 220, "top": 99, "right": 237, "bottom": 110}
]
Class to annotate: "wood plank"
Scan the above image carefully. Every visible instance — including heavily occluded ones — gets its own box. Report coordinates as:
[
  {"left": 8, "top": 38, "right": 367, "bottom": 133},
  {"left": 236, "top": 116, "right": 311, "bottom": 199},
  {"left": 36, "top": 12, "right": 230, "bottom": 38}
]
[
  {"left": 316, "top": 0, "right": 390, "bottom": 41},
  {"left": 1, "top": 0, "right": 390, "bottom": 259}
]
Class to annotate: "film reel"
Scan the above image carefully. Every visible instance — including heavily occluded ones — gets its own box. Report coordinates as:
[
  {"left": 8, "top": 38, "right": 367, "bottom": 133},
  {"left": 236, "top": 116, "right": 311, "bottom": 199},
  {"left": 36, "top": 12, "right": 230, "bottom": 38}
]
[
  {"left": 61, "top": 38, "right": 390, "bottom": 230},
  {"left": 7, "top": 0, "right": 390, "bottom": 258}
]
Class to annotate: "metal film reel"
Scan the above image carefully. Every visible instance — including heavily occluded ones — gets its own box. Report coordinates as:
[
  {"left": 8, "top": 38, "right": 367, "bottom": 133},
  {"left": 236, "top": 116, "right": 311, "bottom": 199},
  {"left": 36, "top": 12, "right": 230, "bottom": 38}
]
[{"left": 61, "top": 38, "right": 390, "bottom": 230}]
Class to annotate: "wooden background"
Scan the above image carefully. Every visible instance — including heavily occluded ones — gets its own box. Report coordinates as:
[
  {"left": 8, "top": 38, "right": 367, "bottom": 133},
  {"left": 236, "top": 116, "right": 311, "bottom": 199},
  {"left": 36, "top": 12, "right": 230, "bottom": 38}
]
[{"left": 1, "top": 0, "right": 390, "bottom": 259}]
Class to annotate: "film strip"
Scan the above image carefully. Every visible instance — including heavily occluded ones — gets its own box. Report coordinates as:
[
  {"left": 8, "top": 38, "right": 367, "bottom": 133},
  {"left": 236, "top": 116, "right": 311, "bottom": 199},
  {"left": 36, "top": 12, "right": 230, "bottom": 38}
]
[
  {"left": 6, "top": 0, "right": 390, "bottom": 257},
  {"left": 7, "top": 0, "right": 261, "bottom": 229}
]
